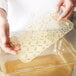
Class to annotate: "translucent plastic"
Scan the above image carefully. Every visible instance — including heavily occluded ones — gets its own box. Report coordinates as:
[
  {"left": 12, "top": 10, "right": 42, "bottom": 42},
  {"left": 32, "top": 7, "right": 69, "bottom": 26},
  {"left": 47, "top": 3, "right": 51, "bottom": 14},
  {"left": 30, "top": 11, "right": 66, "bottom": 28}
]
[
  {"left": 9, "top": 12, "right": 73, "bottom": 63},
  {"left": 0, "top": 12, "right": 75, "bottom": 76},
  {"left": 0, "top": 12, "right": 75, "bottom": 64},
  {"left": 0, "top": 38, "right": 75, "bottom": 76},
  {"left": 0, "top": 54, "right": 74, "bottom": 76}
]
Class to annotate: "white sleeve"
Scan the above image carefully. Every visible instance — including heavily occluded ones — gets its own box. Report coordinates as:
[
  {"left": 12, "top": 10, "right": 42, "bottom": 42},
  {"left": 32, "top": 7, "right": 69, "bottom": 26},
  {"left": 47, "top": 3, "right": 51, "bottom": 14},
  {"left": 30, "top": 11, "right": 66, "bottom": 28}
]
[{"left": 0, "top": 0, "right": 8, "bottom": 13}]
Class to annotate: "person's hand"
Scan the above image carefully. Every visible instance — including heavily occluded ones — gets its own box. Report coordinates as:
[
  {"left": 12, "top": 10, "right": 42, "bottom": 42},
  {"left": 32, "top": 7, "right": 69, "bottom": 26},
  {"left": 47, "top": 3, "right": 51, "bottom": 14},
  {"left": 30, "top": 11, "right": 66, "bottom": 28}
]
[
  {"left": 0, "top": 9, "right": 20, "bottom": 55},
  {"left": 56, "top": 0, "right": 74, "bottom": 20}
]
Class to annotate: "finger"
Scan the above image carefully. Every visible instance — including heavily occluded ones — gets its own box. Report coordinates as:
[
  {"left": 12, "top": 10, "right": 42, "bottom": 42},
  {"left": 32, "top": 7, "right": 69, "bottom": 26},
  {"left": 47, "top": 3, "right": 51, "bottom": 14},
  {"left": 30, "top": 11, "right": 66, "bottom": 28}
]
[
  {"left": 11, "top": 43, "right": 21, "bottom": 51},
  {"left": 0, "top": 36, "right": 17, "bottom": 55},
  {"left": 0, "top": 44, "right": 16, "bottom": 55},
  {"left": 55, "top": 0, "right": 63, "bottom": 13},
  {"left": 4, "top": 49, "right": 16, "bottom": 55},
  {"left": 58, "top": 2, "right": 74, "bottom": 20},
  {"left": 0, "top": 40, "right": 20, "bottom": 55},
  {"left": 0, "top": 32, "right": 20, "bottom": 54},
  {"left": 64, "top": 8, "right": 74, "bottom": 19}
]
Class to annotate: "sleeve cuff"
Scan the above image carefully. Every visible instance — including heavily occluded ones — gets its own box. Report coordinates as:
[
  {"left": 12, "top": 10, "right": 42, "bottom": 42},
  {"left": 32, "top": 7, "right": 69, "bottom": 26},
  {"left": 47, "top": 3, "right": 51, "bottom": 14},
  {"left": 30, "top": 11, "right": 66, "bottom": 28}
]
[{"left": 0, "top": 0, "right": 8, "bottom": 13}]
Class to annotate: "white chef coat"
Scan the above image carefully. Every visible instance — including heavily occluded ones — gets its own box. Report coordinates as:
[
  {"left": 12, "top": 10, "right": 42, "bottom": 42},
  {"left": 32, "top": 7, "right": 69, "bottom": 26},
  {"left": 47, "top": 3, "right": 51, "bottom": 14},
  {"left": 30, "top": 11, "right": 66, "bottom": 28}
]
[{"left": 0, "top": 0, "right": 58, "bottom": 33}]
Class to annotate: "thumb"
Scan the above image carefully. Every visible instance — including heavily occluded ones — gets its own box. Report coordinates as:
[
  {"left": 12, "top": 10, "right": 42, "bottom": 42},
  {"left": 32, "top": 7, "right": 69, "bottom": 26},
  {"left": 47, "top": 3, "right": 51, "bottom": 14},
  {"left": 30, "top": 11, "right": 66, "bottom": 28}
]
[{"left": 55, "top": 0, "right": 64, "bottom": 13}]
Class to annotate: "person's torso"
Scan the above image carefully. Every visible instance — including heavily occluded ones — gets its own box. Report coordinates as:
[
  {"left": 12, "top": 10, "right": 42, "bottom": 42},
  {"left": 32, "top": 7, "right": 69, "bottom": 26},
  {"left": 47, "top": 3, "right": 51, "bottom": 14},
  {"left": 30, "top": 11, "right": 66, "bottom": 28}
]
[{"left": 7, "top": 0, "right": 58, "bottom": 32}]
